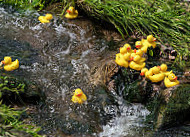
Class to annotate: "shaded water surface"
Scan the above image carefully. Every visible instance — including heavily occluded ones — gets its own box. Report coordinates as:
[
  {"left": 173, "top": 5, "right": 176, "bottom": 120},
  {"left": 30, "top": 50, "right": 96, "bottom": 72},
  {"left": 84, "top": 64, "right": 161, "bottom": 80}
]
[{"left": 0, "top": 6, "right": 151, "bottom": 136}]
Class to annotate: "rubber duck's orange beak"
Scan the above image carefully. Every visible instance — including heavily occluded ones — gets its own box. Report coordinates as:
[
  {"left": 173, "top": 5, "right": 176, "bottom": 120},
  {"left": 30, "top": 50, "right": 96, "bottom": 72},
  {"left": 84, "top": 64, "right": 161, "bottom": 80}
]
[
  {"left": 174, "top": 76, "right": 177, "bottom": 80},
  {"left": 153, "top": 38, "right": 156, "bottom": 41},
  {"left": 127, "top": 47, "right": 131, "bottom": 50},
  {"left": 136, "top": 45, "right": 141, "bottom": 48},
  {"left": 1, "top": 61, "right": 5, "bottom": 64},
  {"left": 130, "top": 57, "right": 134, "bottom": 61},
  {"left": 134, "top": 49, "right": 137, "bottom": 53},
  {"left": 157, "top": 66, "right": 161, "bottom": 70},
  {"left": 76, "top": 93, "right": 82, "bottom": 97},
  {"left": 140, "top": 72, "right": 145, "bottom": 76},
  {"left": 66, "top": 10, "right": 71, "bottom": 13}
]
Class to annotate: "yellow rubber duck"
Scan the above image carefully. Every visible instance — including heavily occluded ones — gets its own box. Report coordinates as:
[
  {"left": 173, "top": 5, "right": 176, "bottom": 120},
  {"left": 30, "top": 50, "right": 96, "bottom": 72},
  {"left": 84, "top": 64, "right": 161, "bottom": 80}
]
[
  {"left": 120, "top": 44, "right": 134, "bottom": 61},
  {"left": 38, "top": 13, "right": 53, "bottom": 23},
  {"left": 120, "top": 44, "right": 133, "bottom": 54},
  {"left": 159, "top": 64, "right": 170, "bottom": 76},
  {"left": 38, "top": 16, "right": 50, "bottom": 23},
  {"left": 65, "top": 6, "right": 78, "bottom": 19},
  {"left": 133, "top": 49, "right": 144, "bottom": 57},
  {"left": 130, "top": 53, "right": 146, "bottom": 63},
  {"left": 140, "top": 68, "right": 149, "bottom": 78},
  {"left": 148, "top": 66, "right": 165, "bottom": 82},
  {"left": 45, "top": 13, "right": 53, "bottom": 20},
  {"left": 135, "top": 41, "right": 142, "bottom": 49},
  {"left": 115, "top": 53, "right": 129, "bottom": 68},
  {"left": 129, "top": 54, "right": 145, "bottom": 71},
  {"left": 164, "top": 72, "right": 179, "bottom": 87},
  {"left": 135, "top": 40, "right": 148, "bottom": 53},
  {"left": 71, "top": 88, "right": 87, "bottom": 104},
  {"left": 1, "top": 56, "right": 19, "bottom": 71},
  {"left": 142, "top": 35, "right": 156, "bottom": 49}
]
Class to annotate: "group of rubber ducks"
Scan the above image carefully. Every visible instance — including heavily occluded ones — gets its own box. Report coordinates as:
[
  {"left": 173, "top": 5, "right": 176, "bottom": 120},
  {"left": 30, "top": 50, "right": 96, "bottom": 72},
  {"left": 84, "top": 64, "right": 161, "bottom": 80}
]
[
  {"left": 115, "top": 35, "right": 156, "bottom": 71},
  {"left": 140, "top": 64, "right": 179, "bottom": 87},
  {"left": 115, "top": 35, "right": 180, "bottom": 88},
  {"left": 38, "top": 6, "right": 78, "bottom": 23}
]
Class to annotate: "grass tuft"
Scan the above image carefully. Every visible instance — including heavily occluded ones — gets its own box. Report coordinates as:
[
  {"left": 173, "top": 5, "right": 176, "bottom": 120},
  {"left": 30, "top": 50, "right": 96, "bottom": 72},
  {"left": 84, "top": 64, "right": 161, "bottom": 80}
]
[{"left": 78, "top": 0, "right": 190, "bottom": 68}]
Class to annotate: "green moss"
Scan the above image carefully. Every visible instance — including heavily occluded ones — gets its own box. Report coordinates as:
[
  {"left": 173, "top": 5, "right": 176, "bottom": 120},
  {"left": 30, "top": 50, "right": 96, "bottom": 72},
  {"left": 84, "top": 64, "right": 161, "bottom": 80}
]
[
  {"left": 161, "top": 84, "right": 190, "bottom": 128},
  {"left": 114, "top": 68, "right": 153, "bottom": 103},
  {"left": 146, "top": 84, "right": 190, "bottom": 130}
]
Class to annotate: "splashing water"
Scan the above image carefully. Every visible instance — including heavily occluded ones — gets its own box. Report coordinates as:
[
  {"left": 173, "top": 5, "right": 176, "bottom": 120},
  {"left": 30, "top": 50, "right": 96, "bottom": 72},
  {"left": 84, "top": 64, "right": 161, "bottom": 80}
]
[{"left": 0, "top": 6, "right": 151, "bottom": 136}]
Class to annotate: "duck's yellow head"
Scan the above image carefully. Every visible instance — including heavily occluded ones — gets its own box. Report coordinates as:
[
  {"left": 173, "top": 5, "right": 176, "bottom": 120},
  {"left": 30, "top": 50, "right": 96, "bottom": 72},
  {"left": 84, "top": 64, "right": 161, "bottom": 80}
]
[
  {"left": 168, "top": 73, "right": 177, "bottom": 81},
  {"left": 140, "top": 68, "right": 148, "bottom": 76},
  {"left": 124, "top": 44, "right": 131, "bottom": 51},
  {"left": 147, "top": 35, "right": 156, "bottom": 42},
  {"left": 67, "top": 6, "right": 75, "bottom": 14},
  {"left": 135, "top": 41, "right": 142, "bottom": 49},
  {"left": 2, "top": 56, "right": 12, "bottom": 65},
  {"left": 74, "top": 88, "right": 83, "bottom": 97},
  {"left": 120, "top": 44, "right": 131, "bottom": 54},
  {"left": 160, "top": 64, "right": 167, "bottom": 71},
  {"left": 45, "top": 13, "right": 53, "bottom": 20}
]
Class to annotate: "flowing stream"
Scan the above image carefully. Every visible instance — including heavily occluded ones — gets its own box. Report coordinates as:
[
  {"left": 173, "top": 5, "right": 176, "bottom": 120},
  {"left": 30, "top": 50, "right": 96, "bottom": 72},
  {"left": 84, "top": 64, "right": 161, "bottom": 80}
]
[{"left": 0, "top": 6, "right": 152, "bottom": 137}]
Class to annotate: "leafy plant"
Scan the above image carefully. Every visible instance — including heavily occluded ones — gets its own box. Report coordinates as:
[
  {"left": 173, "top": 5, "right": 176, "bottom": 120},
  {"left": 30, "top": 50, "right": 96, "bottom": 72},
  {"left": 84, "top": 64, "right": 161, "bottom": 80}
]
[{"left": 0, "top": 101, "right": 43, "bottom": 137}]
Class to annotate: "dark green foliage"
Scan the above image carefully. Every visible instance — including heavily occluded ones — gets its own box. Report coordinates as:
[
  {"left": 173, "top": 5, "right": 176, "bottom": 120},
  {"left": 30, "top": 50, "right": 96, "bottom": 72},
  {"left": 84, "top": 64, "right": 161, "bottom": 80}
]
[
  {"left": 0, "top": 74, "right": 45, "bottom": 105},
  {"left": 0, "top": 75, "right": 25, "bottom": 94},
  {"left": 0, "top": 75, "right": 44, "bottom": 136},
  {"left": 1, "top": 0, "right": 42, "bottom": 9}
]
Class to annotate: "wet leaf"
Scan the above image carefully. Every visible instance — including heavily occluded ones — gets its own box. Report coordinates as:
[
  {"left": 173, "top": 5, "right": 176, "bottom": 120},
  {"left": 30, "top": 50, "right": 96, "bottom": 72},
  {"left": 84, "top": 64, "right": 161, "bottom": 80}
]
[{"left": 149, "top": 50, "right": 154, "bottom": 56}]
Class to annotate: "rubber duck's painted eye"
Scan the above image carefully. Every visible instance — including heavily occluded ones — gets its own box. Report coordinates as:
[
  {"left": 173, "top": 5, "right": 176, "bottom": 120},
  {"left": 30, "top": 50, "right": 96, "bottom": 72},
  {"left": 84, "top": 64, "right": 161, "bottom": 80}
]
[
  {"left": 76, "top": 91, "right": 78, "bottom": 94},
  {"left": 172, "top": 76, "right": 174, "bottom": 78}
]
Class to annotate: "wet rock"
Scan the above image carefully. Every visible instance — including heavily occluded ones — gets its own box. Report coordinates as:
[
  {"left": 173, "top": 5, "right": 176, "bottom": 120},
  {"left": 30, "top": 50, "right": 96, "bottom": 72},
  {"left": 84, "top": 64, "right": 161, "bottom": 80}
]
[
  {"left": 0, "top": 74, "right": 45, "bottom": 105},
  {"left": 111, "top": 67, "right": 154, "bottom": 103}
]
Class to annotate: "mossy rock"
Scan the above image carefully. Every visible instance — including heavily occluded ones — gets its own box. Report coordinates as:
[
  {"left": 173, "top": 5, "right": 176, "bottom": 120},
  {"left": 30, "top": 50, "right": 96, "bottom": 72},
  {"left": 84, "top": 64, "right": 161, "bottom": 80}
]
[
  {"left": 114, "top": 67, "right": 153, "bottom": 103},
  {"left": 150, "top": 84, "right": 190, "bottom": 130},
  {"left": 0, "top": 74, "right": 45, "bottom": 105}
]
